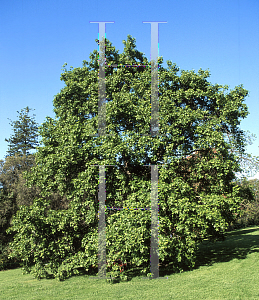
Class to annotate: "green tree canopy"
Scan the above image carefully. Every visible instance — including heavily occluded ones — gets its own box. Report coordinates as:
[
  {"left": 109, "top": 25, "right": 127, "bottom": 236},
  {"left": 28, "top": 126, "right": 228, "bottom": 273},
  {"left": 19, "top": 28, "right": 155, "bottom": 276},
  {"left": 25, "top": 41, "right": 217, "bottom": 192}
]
[
  {"left": 1, "top": 106, "right": 40, "bottom": 208},
  {"left": 1, "top": 107, "right": 40, "bottom": 270},
  {"left": 8, "top": 35, "right": 250, "bottom": 281},
  {"left": 223, "top": 129, "right": 259, "bottom": 183}
]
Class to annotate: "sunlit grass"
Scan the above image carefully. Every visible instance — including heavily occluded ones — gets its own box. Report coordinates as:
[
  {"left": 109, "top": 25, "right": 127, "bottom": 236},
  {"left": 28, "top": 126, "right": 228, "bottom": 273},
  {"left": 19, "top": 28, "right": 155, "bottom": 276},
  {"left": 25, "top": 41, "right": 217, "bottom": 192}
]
[{"left": 0, "top": 225, "right": 258, "bottom": 299}]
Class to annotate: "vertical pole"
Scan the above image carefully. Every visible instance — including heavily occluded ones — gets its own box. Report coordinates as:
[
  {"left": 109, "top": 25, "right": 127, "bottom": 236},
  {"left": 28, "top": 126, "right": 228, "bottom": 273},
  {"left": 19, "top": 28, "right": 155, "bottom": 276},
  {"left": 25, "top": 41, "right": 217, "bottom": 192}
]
[
  {"left": 150, "top": 164, "right": 159, "bottom": 278},
  {"left": 98, "top": 165, "right": 106, "bottom": 279},
  {"left": 90, "top": 21, "right": 114, "bottom": 279},
  {"left": 150, "top": 22, "right": 159, "bottom": 137},
  {"left": 90, "top": 21, "right": 167, "bottom": 280},
  {"left": 143, "top": 21, "right": 167, "bottom": 278},
  {"left": 98, "top": 23, "right": 106, "bottom": 137}
]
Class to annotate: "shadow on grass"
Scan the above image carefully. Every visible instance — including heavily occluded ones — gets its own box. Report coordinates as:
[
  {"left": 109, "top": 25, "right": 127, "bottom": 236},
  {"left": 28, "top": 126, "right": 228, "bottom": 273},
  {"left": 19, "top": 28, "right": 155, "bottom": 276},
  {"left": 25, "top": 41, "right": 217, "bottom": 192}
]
[
  {"left": 144, "top": 225, "right": 259, "bottom": 280},
  {"left": 194, "top": 225, "right": 259, "bottom": 268},
  {"left": 81, "top": 225, "right": 259, "bottom": 283},
  {"left": 6, "top": 225, "right": 257, "bottom": 284}
]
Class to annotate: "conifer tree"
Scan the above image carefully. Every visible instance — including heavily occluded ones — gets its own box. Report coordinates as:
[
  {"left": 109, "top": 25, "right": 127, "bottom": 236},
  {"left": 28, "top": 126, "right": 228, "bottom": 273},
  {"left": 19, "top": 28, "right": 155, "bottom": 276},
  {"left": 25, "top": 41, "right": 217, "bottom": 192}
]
[{"left": 5, "top": 106, "right": 39, "bottom": 158}]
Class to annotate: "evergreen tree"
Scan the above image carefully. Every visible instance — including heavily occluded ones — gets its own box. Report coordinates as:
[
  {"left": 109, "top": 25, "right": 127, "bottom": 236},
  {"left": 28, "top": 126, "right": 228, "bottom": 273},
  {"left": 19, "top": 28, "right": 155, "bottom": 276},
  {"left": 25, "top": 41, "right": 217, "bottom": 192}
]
[
  {"left": 1, "top": 106, "right": 40, "bottom": 207},
  {"left": 5, "top": 106, "right": 39, "bottom": 158},
  {"left": 1, "top": 107, "right": 40, "bottom": 269}
]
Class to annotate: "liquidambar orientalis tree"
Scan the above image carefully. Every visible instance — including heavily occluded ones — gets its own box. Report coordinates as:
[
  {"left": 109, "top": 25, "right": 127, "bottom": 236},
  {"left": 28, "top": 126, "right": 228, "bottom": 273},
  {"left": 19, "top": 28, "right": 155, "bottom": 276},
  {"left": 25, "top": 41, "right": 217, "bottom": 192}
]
[{"left": 7, "top": 35, "right": 250, "bottom": 282}]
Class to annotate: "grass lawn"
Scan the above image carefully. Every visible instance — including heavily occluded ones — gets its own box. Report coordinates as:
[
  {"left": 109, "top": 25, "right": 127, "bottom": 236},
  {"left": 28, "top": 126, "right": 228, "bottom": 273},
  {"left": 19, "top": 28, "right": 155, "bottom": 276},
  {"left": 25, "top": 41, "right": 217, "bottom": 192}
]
[{"left": 0, "top": 225, "right": 258, "bottom": 299}]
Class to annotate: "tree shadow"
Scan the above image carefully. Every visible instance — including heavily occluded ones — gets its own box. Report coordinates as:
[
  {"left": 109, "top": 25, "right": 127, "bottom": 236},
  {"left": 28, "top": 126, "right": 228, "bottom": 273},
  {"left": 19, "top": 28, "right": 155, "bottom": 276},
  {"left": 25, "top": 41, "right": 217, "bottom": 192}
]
[
  {"left": 153, "top": 226, "right": 259, "bottom": 279},
  {"left": 194, "top": 226, "right": 259, "bottom": 268},
  {"left": 37, "top": 226, "right": 259, "bottom": 284}
]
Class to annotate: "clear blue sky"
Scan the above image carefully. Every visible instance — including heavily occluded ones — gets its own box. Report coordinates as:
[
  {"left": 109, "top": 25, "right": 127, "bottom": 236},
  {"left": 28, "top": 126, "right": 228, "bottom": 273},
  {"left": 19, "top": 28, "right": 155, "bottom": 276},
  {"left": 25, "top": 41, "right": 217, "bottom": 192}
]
[{"left": 1, "top": 0, "right": 259, "bottom": 181}]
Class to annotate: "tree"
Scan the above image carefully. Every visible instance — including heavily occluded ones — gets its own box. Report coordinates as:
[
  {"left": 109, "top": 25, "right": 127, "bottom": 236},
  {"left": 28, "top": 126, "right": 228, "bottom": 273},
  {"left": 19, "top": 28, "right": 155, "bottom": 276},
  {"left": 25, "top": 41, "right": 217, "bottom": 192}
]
[
  {"left": 0, "top": 106, "right": 39, "bottom": 270},
  {"left": 241, "top": 178, "right": 259, "bottom": 202},
  {"left": 1, "top": 107, "right": 40, "bottom": 211},
  {"left": 222, "top": 129, "right": 259, "bottom": 183},
  {"left": 1, "top": 106, "right": 70, "bottom": 209},
  {"left": 178, "top": 144, "right": 259, "bottom": 232},
  {"left": 177, "top": 147, "right": 220, "bottom": 193},
  {"left": 8, "top": 35, "right": 249, "bottom": 282},
  {"left": 5, "top": 106, "right": 39, "bottom": 158},
  {"left": 229, "top": 177, "right": 259, "bottom": 229},
  {"left": 0, "top": 174, "right": 16, "bottom": 246},
  {"left": 215, "top": 129, "right": 259, "bottom": 228},
  {"left": 0, "top": 153, "right": 40, "bottom": 208},
  {"left": 0, "top": 108, "right": 69, "bottom": 270}
]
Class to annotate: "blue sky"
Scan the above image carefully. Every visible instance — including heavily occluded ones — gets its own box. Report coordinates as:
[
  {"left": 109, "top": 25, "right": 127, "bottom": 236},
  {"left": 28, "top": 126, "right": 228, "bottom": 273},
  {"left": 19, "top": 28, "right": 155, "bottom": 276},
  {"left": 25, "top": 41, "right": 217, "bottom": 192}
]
[{"left": 1, "top": 0, "right": 259, "bottom": 181}]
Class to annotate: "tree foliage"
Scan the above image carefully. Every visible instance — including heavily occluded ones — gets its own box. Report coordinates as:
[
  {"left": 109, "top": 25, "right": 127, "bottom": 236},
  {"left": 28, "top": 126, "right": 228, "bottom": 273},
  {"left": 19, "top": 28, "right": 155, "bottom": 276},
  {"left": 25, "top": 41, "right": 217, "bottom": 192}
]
[
  {"left": 0, "top": 107, "right": 68, "bottom": 270},
  {"left": 223, "top": 129, "right": 259, "bottom": 182},
  {"left": 0, "top": 107, "right": 40, "bottom": 223},
  {"left": 229, "top": 177, "right": 259, "bottom": 229},
  {"left": 217, "top": 128, "right": 259, "bottom": 229},
  {"left": 5, "top": 106, "right": 39, "bottom": 158},
  {"left": 7, "top": 35, "right": 250, "bottom": 282},
  {"left": 0, "top": 154, "right": 37, "bottom": 207},
  {"left": 0, "top": 106, "right": 39, "bottom": 269}
]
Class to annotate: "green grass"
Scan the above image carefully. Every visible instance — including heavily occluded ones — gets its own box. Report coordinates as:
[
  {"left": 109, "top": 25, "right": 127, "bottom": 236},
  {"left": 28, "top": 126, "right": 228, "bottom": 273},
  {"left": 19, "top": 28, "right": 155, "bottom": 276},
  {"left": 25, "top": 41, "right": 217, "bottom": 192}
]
[{"left": 1, "top": 225, "right": 259, "bottom": 299}]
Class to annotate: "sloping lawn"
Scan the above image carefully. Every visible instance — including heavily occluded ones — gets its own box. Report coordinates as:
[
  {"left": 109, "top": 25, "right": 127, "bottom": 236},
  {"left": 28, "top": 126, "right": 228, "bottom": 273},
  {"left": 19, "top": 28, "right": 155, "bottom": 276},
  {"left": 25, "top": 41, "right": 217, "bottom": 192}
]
[{"left": 0, "top": 225, "right": 258, "bottom": 299}]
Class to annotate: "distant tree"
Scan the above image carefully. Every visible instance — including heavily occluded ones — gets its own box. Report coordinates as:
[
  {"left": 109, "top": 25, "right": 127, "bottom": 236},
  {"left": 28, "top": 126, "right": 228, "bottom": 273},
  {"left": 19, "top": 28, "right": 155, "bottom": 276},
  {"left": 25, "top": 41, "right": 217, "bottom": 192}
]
[
  {"left": 1, "top": 106, "right": 40, "bottom": 269},
  {"left": 5, "top": 106, "right": 39, "bottom": 158},
  {"left": 0, "top": 152, "right": 69, "bottom": 220},
  {"left": 1, "top": 106, "right": 40, "bottom": 208},
  {"left": 246, "top": 178, "right": 259, "bottom": 202},
  {"left": 222, "top": 129, "right": 259, "bottom": 182},
  {"left": 0, "top": 178, "right": 16, "bottom": 245},
  {"left": 0, "top": 158, "right": 19, "bottom": 270},
  {"left": 218, "top": 129, "right": 259, "bottom": 227},
  {"left": 0, "top": 107, "right": 68, "bottom": 270},
  {"left": 0, "top": 153, "right": 39, "bottom": 208},
  {"left": 230, "top": 177, "right": 259, "bottom": 228},
  {"left": 234, "top": 177, "right": 258, "bottom": 204},
  {"left": 1, "top": 106, "right": 70, "bottom": 211}
]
